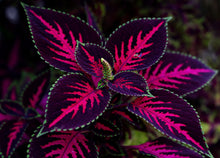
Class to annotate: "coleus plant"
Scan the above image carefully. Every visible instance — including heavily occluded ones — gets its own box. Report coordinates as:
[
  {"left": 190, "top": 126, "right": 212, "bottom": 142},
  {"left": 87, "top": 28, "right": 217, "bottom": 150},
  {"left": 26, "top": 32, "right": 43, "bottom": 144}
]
[
  {"left": 0, "top": 71, "right": 50, "bottom": 158},
  {"left": 1, "top": 2, "right": 217, "bottom": 158}
]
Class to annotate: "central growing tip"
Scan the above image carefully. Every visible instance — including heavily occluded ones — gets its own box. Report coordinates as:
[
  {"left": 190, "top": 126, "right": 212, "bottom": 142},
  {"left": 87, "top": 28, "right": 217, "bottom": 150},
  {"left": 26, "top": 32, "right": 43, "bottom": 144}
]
[{"left": 101, "top": 58, "right": 114, "bottom": 81}]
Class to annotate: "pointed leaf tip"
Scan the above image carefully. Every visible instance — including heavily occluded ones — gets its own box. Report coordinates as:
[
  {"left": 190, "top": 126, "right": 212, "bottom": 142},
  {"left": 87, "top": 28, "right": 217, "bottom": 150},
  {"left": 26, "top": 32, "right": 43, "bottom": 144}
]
[
  {"left": 142, "top": 52, "right": 217, "bottom": 96},
  {"left": 106, "top": 18, "right": 168, "bottom": 73},
  {"left": 128, "top": 89, "right": 210, "bottom": 155},
  {"left": 23, "top": 5, "right": 102, "bottom": 72}
]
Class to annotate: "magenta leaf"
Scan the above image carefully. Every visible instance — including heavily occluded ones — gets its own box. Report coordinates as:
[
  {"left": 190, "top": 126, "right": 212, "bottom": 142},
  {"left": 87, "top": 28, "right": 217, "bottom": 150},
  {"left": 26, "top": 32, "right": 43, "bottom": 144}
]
[
  {"left": 140, "top": 52, "right": 217, "bottom": 96},
  {"left": 22, "top": 71, "right": 50, "bottom": 109},
  {"left": 0, "top": 101, "right": 25, "bottom": 117},
  {"left": 91, "top": 118, "right": 120, "bottom": 137},
  {"left": 107, "top": 71, "right": 152, "bottom": 96},
  {"left": 22, "top": 3, "right": 102, "bottom": 72},
  {"left": 0, "top": 120, "right": 27, "bottom": 158},
  {"left": 131, "top": 137, "right": 203, "bottom": 158},
  {"left": 127, "top": 89, "right": 210, "bottom": 156},
  {"left": 76, "top": 43, "right": 114, "bottom": 77},
  {"left": 28, "top": 129, "right": 98, "bottom": 158},
  {"left": 106, "top": 18, "right": 168, "bottom": 73},
  {"left": 43, "top": 73, "right": 111, "bottom": 132}
]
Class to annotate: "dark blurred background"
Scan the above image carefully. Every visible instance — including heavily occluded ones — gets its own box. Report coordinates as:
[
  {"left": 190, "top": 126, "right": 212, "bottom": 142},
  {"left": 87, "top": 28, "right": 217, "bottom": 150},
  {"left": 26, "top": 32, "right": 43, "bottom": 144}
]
[{"left": 0, "top": 0, "right": 219, "bottom": 157}]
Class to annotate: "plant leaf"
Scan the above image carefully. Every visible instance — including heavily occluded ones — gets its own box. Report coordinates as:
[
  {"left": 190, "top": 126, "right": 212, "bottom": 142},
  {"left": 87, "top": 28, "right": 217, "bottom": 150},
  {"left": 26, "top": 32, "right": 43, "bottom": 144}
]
[
  {"left": 22, "top": 3, "right": 102, "bottom": 72},
  {"left": 43, "top": 73, "right": 111, "bottom": 132},
  {"left": 103, "top": 141, "right": 125, "bottom": 156},
  {"left": 0, "top": 120, "right": 27, "bottom": 158},
  {"left": 132, "top": 137, "right": 203, "bottom": 158},
  {"left": 84, "top": 3, "right": 103, "bottom": 38},
  {"left": 91, "top": 118, "right": 120, "bottom": 137},
  {"left": 107, "top": 71, "right": 151, "bottom": 96},
  {"left": 127, "top": 89, "right": 210, "bottom": 156},
  {"left": 111, "top": 109, "right": 141, "bottom": 127},
  {"left": 106, "top": 18, "right": 168, "bottom": 73},
  {"left": 0, "top": 101, "right": 25, "bottom": 117},
  {"left": 22, "top": 71, "right": 50, "bottom": 109},
  {"left": 28, "top": 130, "right": 98, "bottom": 158},
  {"left": 76, "top": 43, "right": 114, "bottom": 77},
  {"left": 140, "top": 52, "right": 217, "bottom": 96}
]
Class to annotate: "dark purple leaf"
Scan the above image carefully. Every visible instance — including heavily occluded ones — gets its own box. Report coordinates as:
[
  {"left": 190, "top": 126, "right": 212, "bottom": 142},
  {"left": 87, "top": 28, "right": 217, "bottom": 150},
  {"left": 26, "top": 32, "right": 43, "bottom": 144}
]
[
  {"left": 111, "top": 109, "right": 140, "bottom": 127},
  {"left": 103, "top": 141, "right": 125, "bottom": 156},
  {"left": 25, "top": 108, "right": 40, "bottom": 119},
  {"left": 132, "top": 137, "right": 203, "bottom": 158},
  {"left": 0, "top": 120, "right": 27, "bottom": 158},
  {"left": 43, "top": 73, "right": 111, "bottom": 132},
  {"left": 76, "top": 43, "right": 114, "bottom": 77},
  {"left": 0, "top": 101, "right": 25, "bottom": 117},
  {"left": 91, "top": 118, "right": 120, "bottom": 137},
  {"left": 127, "top": 89, "right": 210, "bottom": 156},
  {"left": 28, "top": 129, "right": 98, "bottom": 158},
  {"left": 107, "top": 71, "right": 152, "bottom": 96},
  {"left": 85, "top": 4, "right": 103, "bottom": 38},
  {"left": 22, "top": 3, "right": 102, "bottom": 72},
  {"left": 6, "top": 85, "right": 17, "bottom": 101},
  {"left": 106, "top": 18, "right": 168, "bottom": 73},
  {"left": 22, "top": 71, "right": 50, "bottom": 109},
  {"left": 140, "top": 52, "right": 217, "bottom": 96}
]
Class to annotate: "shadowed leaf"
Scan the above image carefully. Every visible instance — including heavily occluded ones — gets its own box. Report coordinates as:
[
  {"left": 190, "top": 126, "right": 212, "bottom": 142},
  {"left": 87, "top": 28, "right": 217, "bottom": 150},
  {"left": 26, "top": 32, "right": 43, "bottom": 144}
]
[
  {"left": 127, "top": 89, "right": 210, "bottom": 156},
  {"left": 131, "top": 137, "right": 203, "bottom": 158},
  {"left": 28, "top": 130, "right": 98, "bottom": 158}
]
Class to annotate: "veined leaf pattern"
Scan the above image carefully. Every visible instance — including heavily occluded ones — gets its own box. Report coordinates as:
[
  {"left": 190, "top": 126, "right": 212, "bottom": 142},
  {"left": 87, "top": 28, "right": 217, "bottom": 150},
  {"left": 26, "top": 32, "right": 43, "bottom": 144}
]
[
  {"left": 132, "top": 137, "right": 203, "bottom": 158},
  {"left": 28, "top": 130, "right": 97, "bottom": 158},
  {"left": 22, "top": 3, "right": 102, "bottom": 72},
  {"left": 91, "top": 118, "right": 120, "bottom": 137},
  {"left": 22, "top": 71, "right": 50, "bottom": 109},
  {"left": 140, "top": 52, "right": 217, "bottom": 96},
  {"left": 44, "top": 73, "right": 111, "bottom": 132},
  {"left": 107, "top": 71, "right": 151, "bottom": 96},
  {"left": 0, "top": 120, "right": 27, "bottom": 157},
  {"left": 127, "top": 89, "right": 210, "bottom": 155},
  {"left": 106, "top": 18, "right": 168, "bottom": 73},
  {"left": 76, "top": 43, "right": 114, "bottom": 77},
  {"left": 0, "top": 101, "right": 25, "bottom": 117}
]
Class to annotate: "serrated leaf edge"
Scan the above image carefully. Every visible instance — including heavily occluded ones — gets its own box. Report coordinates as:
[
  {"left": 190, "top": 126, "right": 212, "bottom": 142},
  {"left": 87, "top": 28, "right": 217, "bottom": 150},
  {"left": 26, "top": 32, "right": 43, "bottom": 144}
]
[
  {"left": 126, "top": 88, "right": 212, "bottom": 158},
  {"left": 38, "top": 72, "right": 112, "bottom": 137}
]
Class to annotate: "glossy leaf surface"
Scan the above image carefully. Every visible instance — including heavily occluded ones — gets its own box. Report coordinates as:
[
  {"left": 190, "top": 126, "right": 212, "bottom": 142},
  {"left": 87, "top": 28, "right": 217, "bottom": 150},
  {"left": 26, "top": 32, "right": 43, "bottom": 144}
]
[
  {"left": 0, "top": 120, "right": 27, "bottom": 158},
  {"left": 22, "top": 3, "right": 102, "bottom": 72},
  {"left": 76, "top": 43, "right": 114, "bottom": 77},
  {"left": 28, "top": 130, "right": 97, "bottom": 158},
  {"left": 140, "top": 52, "right": 217, "bottom": 96},
  {"left": 106, "top": 18, "right": 168, "bottom": 73},
  {"left": 44, "top": 73, "right": 111, "bottom": 132},
  {"left": 22, "top": 71, "right": 50, "bottom": 109},
  {"left": 127, "top": 89, "right": 210, "bottom": 155},
  {"left": 107, "top": 71, "right": 150, "bottom": 96},
  {"left": 133, "top": 137, "right": 203, "bottom": 158}
]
